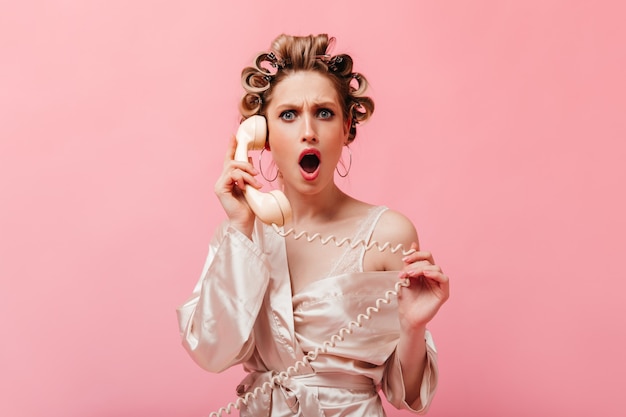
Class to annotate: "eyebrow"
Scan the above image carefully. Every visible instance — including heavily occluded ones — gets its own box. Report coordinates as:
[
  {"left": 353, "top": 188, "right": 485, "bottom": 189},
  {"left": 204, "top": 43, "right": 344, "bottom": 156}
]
[{"left": 274, "top": 100, "right": 341, "bottom": 110}]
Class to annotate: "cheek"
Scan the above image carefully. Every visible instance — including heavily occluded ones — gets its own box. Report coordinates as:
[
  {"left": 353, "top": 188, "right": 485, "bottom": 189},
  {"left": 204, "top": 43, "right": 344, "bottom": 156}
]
[
  {"left": 328, "top": 147, "right": 344, "bottom": 167},
  {"left": 267, "top": 122, "right": 292, "bottom": 147},
  {"left": 266, "top": 140, "right": 292, "bottom": 171},
  {"left": 267, "top": 124, "right": 298, "bottom": 158},
  {"left": 266, "top": 128, "right": 283, "bottom": 151}
]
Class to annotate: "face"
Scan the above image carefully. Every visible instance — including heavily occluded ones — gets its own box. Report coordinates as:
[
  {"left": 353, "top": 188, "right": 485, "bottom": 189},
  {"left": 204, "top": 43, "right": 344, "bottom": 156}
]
[{"left": 265, "top": 71, "right": 350, "bottom": 195}]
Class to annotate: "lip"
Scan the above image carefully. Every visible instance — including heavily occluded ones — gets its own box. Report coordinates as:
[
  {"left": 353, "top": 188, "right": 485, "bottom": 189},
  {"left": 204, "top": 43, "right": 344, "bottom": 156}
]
[{"left": 298, "top": 148, "right": 321, "bottom": 181}]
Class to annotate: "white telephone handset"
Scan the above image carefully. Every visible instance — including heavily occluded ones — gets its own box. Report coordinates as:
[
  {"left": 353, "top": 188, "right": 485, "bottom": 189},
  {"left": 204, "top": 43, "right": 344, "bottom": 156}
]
[{"left": 234, "top": 115, "right": 292, "bottom": 226}]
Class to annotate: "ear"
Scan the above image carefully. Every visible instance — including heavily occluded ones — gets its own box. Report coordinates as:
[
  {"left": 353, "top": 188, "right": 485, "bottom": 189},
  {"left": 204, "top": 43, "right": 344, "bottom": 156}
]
[
  {"left": 264, "top": 116, "right": 271, "bottom": 150},
  {"left": 342, "top": 116, "right": 351, "bottom": 140}
]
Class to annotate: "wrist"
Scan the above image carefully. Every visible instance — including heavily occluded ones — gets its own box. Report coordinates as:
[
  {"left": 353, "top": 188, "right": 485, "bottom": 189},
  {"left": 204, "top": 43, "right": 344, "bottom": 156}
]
[
  {"left": 401, "top": 322, "right": 427, "bottom": 340},
  {"left": 229, "top": 220, "right": 254, "bottom": 240},
  {"left": 399, "top": 314, "right": 428, "bottom": 334}
]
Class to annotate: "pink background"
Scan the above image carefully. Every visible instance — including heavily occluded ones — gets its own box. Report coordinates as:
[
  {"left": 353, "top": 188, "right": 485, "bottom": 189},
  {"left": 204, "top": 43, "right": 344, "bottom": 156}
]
[{"left": 1, "top": 1, "right": 625, "bottom": 416}]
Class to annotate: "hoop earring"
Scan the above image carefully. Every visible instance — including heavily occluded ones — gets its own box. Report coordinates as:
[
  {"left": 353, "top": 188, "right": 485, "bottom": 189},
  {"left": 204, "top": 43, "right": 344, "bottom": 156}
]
[
  {"left": 336, "top": 146, "right": 352, "bottom": 178},
  {"left": 258, "top": 148, "right": 279, "bottom": 182}
]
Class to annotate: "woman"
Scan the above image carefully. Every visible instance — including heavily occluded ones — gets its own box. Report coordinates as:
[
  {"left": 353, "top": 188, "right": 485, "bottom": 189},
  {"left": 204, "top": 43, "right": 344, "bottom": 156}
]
[{"left": 177, "top": 34, "right": 450, "bottom": 416}]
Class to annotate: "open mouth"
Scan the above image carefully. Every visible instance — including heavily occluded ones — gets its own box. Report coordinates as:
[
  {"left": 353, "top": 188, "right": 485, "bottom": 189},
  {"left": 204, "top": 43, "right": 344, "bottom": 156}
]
[{"left": 299, "top": 152, "right": 321, "bottom": 173}]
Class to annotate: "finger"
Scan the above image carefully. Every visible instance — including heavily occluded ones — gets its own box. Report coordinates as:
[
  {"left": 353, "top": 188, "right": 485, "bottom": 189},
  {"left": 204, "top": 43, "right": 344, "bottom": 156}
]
[
  {"left": 422, "top": 267, "right": 447, "bottom": 282},
  {"left": 398, "top": 260, "right": 431, "bottom": 278},
  {"left": 422, "top": 268, "right": 450, "bottom": 296},
  {"left": 424, "top": 270, "right": 450, "bottom": 300},
  {"left": 399, "top": 261, "right": 444, "bottom": 279},
  {"left": 230, "top": 169, "right": 262, "bottom": 190},
  {"left": 227, "top": 159, "right": 259, "bottom": 176},
  {"left": 216, "top": 164, "right": 262, "bottom": 194},
  {"left": 402, "top": 250, "right": 435, "bottom": 265},
  {"left": 224, "top": 135, "right": 237, "bottom": 163},
  {"left": 401, "top": 242, "right": 419, "bottom": 261}
]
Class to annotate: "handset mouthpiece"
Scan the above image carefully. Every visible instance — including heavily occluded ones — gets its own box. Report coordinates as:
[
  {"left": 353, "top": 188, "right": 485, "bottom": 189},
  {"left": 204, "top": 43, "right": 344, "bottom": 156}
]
[{"left": 243, "top": 188, "right": 292, "bottom": 226}]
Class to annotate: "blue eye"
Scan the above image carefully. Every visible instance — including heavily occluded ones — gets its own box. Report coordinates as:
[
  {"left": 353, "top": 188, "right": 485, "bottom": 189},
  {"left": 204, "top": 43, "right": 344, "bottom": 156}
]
[
  {"left": 318, "top": 109, "right": 334, "bottom": 119},
  {"left": 280, "top": 110, "right": 296, "bottom": 121}
]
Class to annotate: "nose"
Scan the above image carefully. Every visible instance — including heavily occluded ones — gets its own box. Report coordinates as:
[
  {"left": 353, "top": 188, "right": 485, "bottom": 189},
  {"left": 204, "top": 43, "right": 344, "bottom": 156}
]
[{"left": 301, "top": 114, "right": 317, "bottom": 143}]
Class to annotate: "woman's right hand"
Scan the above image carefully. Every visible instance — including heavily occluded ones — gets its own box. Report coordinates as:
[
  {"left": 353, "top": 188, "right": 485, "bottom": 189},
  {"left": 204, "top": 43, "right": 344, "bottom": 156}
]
[{"left": 214, "top": 135, "right": 263, "bottom": 238}]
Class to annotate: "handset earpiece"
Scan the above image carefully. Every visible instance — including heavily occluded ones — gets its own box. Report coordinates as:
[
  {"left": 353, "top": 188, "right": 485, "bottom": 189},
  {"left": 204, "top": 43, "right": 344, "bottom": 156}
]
[{"left": 234, "top": 115, "right": 292, "bottom": 226}]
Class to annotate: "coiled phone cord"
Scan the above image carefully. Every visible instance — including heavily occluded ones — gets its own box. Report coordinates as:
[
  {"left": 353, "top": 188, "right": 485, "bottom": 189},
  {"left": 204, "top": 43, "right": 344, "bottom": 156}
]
[
  {"left": 207, "top": 226, "right": 416, "bottom": 417},
  {"left": 272, "top": 224, "right": 415, "bottom": 255}
]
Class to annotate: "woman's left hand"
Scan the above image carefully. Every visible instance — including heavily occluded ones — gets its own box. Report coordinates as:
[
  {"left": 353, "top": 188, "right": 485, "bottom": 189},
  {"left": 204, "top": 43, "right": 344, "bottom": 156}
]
[{"left": 397, "top": 242, "right": 450, "bottom": 330}]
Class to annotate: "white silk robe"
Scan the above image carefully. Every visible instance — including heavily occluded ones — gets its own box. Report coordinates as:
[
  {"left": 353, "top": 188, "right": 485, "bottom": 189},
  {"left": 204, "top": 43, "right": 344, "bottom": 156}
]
[{"left": 177, "top": 216, "right": 439, "bottom": 416}]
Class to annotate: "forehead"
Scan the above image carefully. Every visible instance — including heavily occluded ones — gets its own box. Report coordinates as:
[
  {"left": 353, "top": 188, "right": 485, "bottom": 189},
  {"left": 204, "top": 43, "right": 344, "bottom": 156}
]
[{"left": 269, "top": 71, "right": 341, "bottom": 106}]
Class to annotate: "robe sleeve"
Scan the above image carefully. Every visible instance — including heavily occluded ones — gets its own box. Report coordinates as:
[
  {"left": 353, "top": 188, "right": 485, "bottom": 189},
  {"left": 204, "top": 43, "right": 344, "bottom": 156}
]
[
  {"left": 176, "top": 220, "right": 271, "bottom": 373},
  {"left": 381, "top": 329, "right": 439, "bottom": 414}
]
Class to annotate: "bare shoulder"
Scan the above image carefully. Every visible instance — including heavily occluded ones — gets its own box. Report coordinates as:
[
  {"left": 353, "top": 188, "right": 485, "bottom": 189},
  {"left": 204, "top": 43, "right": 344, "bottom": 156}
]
[
  {"left": 374, "top": 209, "right": 419, "bottom": 251},
  {"left": 365, "top": 208, "right": 420, "bottom": 271}
]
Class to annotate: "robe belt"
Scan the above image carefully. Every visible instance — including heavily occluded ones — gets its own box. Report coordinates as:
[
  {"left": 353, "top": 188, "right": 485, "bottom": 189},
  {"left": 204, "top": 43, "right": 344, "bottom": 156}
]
[{"left": 237, "top": 371, "right": 375, "bottom": 417}]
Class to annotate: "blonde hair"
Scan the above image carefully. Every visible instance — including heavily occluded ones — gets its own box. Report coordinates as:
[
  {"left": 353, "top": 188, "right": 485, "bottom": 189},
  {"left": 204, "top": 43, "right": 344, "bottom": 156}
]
[{"left": 239, "top": 34, "right": 374, "bottom": 143}]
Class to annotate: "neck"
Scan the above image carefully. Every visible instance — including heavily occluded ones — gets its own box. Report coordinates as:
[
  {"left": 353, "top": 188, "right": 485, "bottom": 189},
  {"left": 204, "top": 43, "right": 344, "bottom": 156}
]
[{"left": 283, "top": 183, "right": 350, "bottom": 225}]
